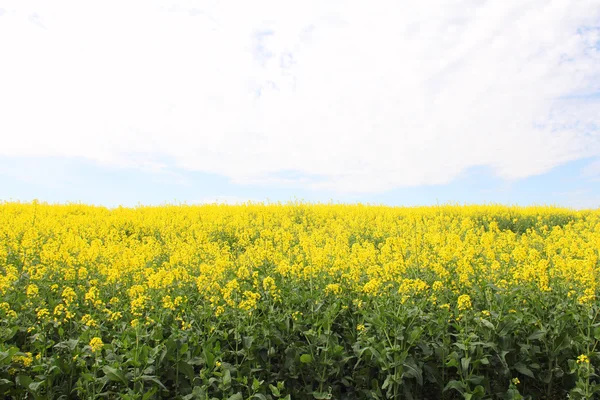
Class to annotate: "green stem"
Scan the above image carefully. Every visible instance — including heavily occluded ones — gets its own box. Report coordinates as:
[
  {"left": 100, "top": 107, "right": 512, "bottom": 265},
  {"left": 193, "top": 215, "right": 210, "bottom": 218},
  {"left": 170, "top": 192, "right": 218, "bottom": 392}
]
[{"left": 175, "top": 345, "right": 179, "bottom": 396}]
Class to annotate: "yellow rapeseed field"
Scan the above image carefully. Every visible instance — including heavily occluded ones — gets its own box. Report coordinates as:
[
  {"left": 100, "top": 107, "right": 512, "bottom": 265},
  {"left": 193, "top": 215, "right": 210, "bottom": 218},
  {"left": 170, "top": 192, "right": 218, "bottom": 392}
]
[{"left": 1, "top": 202, "right": 599, "bottom": 399}]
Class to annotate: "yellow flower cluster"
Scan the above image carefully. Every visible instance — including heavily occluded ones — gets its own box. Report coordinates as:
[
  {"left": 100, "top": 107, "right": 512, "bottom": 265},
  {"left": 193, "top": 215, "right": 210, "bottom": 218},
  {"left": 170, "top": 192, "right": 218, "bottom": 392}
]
[
  {"left": 457, "top": 294, "right": 472, "bottom": 311},
  {"left": 89, "top": 337, "right": 104, "bottom": 353},
  {"left": 81, "top": 314, "right": 98, "bottom": 328},
  {"left": 238, "top": 291, "right": 261, "bottom": 312},
  {"left": 62, "top": 287, "right": 77, "bottom": 306},
  {"left": 1, "top": 202, "right": 599, "bottom": 348},
  {"left": 26, "top": 284, "right": 39, "bottom": 298},
  {"left": 12, "top": 353, "right": 33, "bottom": 367},
  {"left": 577, "top": 354, "right": 590, "bottom": 364},
  {"left": 0, "top": 302, "right": 17, "bottom": 318},
  {"left": 325, "top": 283, "right": 342, "bottom": 295}
]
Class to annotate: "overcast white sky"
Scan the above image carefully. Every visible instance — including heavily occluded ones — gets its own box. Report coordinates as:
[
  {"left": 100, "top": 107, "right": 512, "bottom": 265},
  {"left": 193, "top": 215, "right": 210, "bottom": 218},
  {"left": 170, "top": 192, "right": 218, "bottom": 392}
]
[{"left": 0, "top": 0, "right": 599, "bottom": 206}]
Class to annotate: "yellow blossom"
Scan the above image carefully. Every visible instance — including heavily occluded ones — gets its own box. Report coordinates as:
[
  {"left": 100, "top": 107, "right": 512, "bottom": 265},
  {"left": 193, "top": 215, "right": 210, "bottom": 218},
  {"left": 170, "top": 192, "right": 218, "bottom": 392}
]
[
  {"left": 215, "top": 306, "right": 225, "bottom": 317},
  {"left": 292, "top": 311, "right": 303, "bottom": 321},
  {"left": 12, "top": 353, "right": 33, "bottom": 367},
  {"left": 577, "top": 354, "right": 590, "bottom": 364},
  {"left": 457, "top": 294, "right": 472, "bottom": 311},
  {"left": 26, "top": 284, "right": 39, "bottom": 298},
  {"left": 81, "top": 314, "right": 98, "bottom": 327},
  {"left": 324, "top": 283, "right": 342, "bottom": 295},
  {"left": 89, "top": 337, "right": 103, "bottom": 353}
]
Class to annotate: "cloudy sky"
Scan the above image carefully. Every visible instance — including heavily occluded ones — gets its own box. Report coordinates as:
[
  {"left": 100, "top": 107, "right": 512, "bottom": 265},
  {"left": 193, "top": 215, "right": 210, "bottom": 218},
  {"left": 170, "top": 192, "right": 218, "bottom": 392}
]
[{"left": 1, "top": 0, "right": 599, "bottom": 208}]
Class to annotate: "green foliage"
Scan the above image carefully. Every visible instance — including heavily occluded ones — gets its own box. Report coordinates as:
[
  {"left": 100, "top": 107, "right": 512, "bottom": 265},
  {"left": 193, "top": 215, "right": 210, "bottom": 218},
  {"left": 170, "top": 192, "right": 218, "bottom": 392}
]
[{"left": 2, "top": 286, "right": 600, "bottom": 398}]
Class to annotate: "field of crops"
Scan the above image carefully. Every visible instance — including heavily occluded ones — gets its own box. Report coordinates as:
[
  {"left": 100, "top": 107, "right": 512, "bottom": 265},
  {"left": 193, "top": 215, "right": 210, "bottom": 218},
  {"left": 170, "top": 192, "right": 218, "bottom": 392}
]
[{"left": 1, "top": 202, "right": 599, "bottom": 399}]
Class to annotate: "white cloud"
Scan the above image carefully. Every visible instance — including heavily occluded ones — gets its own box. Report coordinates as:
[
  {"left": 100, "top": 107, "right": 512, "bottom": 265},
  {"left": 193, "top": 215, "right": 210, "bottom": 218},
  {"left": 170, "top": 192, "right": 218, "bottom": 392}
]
[{"left": 1, "top": 0, "right": 599, "bottom": 193}]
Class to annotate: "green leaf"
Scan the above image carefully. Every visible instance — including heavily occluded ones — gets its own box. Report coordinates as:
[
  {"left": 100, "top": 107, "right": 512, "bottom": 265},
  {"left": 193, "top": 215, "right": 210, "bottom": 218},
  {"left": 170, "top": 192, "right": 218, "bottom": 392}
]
[
  {"left": 183, "top": 386, "right": 206, "bottom": 400},
  {"left": 227, "top": 393, "right": 243, "bottom": 400},
  {"left": 403, "top": 359, "right": 423, "bottom": 386},
  {"left": 0, "top": 347, "right": 18, "bottom": 365},
  {"left": 142, "top": 387, "right": 158, "bottom": 400},
  {"left": 552, "top": 331, "right": 570, "bottom": 351},
  {"left": 497, "top": 320, "right": 516, "bottom": 336},
  {"left": 204, "top": 349, "right": 215, "bottom": 368},
  {"left": 244, "top": 336, "right": 255, "bottom": 349},
  {"left": 568, "top": 359, "right": 578, "bottom": 374},
  {"left": 269, "top": 383, "right": 281, "bottom": 397},
  {"left": 141, "top": 375, "right": 167, "bottom": 390},
  {"left": 381, "top": 374, "right": 392, "bottom": 390},
  {"left": 54, "top": 339, "right": 79, "bottom": 351},
  {"left": 468, "top": 376, "right": 484, "bottom": 385},
  {"left": 593, "top": 327, "right": 600, "bottom": 341},
  {"left": 179, "top": 342, "right": 189, "bottom": 353},
  {"left": 461, "top": 357, "right": 471, "bottom": 374},
  {"left": 178, "top": 360, "right": 195, "bottom": 379},
  {"left": 29, "top": 381, "right": 44, "bottom": 392},
  {"left": 443, "top": 380, "right": 466, "bottom": 394},
  {"left": 409, "top": 327, "right": 423, "bottom": 343},
  {"left": 423, "top": 363, "right": 443, "bottom": 386},
  {"left": 480, "top": 318, "right": 494, "bottom": 330},
  {"left": 312, "top": 391, "right": 332, "bottom": 399},
  {"left": 252, "top": 395, "right": 268, "bottom": 400},
  {"left": 300, "top": 354, "right": 313, "bottom": 364},
  {"left": 102, "top": 366, "right": 128, "bottom": 385},
  {"left": 454, "top": 343, "right": 467, "bottom": 351},
  {"left": 472, "top": 385, "right": 485, "bottom": 396},
  {"left": 16, "top": 375, "right": 32, "bottom": 388},
  {"left": 514, "top": 363, "right": 535, "bottom": 378},
  {"left": 527, "top": 330, "right": 546, "bottom": 341},
  {"left": 446, "top": 354, "right": 460, "bottom": 368},
  {"left": 0, "top": 378, "right": 12, "bottom": 386},
  {"left": 223, "top": 369, "right": 232, "bottom": 387}
]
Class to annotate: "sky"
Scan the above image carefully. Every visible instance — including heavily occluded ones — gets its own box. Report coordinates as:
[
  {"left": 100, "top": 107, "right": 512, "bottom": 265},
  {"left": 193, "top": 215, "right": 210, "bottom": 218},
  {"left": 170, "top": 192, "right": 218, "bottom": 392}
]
[{"left": 0, "top": 0, "right": 599, "bottom": 208}]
